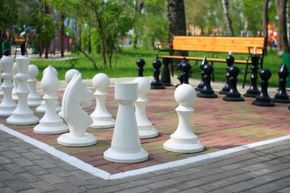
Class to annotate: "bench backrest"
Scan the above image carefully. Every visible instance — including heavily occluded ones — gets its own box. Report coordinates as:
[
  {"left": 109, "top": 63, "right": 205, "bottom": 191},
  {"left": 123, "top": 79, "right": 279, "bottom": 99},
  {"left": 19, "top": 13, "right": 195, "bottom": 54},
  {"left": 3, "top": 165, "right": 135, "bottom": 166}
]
[{"left": 173, "top": 36, "right": 265, "bottom": 55}]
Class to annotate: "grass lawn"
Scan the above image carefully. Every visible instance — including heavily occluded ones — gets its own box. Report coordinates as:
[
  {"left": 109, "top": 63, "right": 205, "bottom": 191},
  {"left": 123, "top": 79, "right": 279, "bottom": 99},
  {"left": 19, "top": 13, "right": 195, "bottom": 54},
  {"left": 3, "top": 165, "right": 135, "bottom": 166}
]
[{"left": 31, "top": 47, "right": 283, "bottom": 87}]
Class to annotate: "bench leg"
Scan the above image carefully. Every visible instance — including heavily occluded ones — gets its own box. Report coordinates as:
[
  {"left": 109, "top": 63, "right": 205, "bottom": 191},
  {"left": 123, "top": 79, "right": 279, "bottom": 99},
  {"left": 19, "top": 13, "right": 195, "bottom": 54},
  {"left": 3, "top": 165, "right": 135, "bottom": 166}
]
[{"left": 242, "top": 63, "right": 249, "bottom": 88}]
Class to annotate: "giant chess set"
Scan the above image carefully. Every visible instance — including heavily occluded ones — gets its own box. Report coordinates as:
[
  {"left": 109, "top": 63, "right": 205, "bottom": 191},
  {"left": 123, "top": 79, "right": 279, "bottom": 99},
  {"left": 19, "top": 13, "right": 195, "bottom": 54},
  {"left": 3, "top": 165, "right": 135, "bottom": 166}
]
[{"left": 1, "top": 52, "right": 290, "bottom": 176}]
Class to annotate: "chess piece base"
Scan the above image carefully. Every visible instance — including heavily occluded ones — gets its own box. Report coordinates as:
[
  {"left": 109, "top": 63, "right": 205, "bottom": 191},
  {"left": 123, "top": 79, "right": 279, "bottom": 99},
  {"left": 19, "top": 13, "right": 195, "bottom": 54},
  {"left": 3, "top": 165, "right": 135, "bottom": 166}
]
[
  {"left": 34, "top": 121, "right": 68, "bottom": 134},
  {"left": 103, "top": 147, "right": 148, "bottom": 163},
  {"left": 223, "top": 96, "right": 245, "bottom": 101},
  {"left": 7, "top": 113, "right": 39, "bottom": 125},
  {"left": 273, "top": 95, "right": 290, "bottom": 103},
  {"left": 197, "top": 92, "right": 218, "bottom": 98},
  {"left": 90, "top": 117, "right": 115, "bottom": 129},
  {"left": 163, "top": 138, "right": 204, "bottom": 153},
  {"left": 243, "top": 90, "right": 260, "bottom": 98},
  {"left": 138, "top": 125, "right": 159, "bottom": 139},
  {"left": 57, "top": 132, "right": 97, "bottom": 147},
  {"left": 151, "top": 82, "right": 165, "bottom": 89},
  {"left": 163, "top": 82, "right": 173, "bottom": 87},
  {"left": 0, "top": 105, "right": 16, "bottom": 116},
  {"left": 252, "top": 97, "right": 275, "bottom": 106}
]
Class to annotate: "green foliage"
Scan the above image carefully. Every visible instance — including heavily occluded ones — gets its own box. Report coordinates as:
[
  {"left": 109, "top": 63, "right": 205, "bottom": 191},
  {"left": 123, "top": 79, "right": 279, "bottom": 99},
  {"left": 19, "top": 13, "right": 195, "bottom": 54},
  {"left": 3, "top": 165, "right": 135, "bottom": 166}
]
[{"left": 137, "top": 0, "right": 168, "bottom": 46}]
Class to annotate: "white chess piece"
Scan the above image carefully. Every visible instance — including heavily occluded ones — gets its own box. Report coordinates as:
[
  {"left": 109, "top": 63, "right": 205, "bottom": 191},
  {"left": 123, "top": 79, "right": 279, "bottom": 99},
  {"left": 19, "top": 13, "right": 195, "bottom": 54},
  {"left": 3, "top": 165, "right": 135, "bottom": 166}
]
[
  {"left": 133, "top": 77, "right": 159, "bottom": 138},
  {"left": 163, "top": 84, "right": 204, "bottom": 153},
  {"left": 0, "top": 55, "right": 16, "bottom": 115},
  {"left": 104, "top": 82, "right": 148, "bottom": 163},
  {"left": 90, "top": 73, "right": 115, "bottom": 128},
  {"left": 33, "top": 66, "right": 68, "bottom": 134},
  {"left": 27, "top": 64, "right": 41, "bottom": 106},
  {"left": 7, "top": 55, "right": 39, "bottom": 125},
  {"left": 36, "top": 66, "right": 61, "bottom": 113},
  {"left": 57, "top": 74, "right": 96, "bottom": 146},
  {"left": 12, "top": 63, "right": 18, "bottom": 100},
  {"left": 65, "top": 69, "right": 80, "bottom": 83}
]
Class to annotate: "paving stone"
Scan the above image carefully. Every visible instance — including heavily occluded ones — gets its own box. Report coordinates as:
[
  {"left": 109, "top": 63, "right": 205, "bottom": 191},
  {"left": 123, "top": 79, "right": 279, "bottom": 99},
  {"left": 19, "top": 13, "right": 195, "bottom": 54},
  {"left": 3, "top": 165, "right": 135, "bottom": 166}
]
[
  {"left": 24, "top": 165, "right": 48, "bottom": 176},
  {"left": 55, "top": 182, "right": 87, "bottom": 193},
  {"left": 21, "top": 152, "right": 41, "bottom": 161},
  {"left": 39, "top": 174, "right": 66, "bottom": 184},
  {"left": 2, "top": 164, "right": 26, "bottom": 174},
  {"left": 32, "top": 160, "right": 55, "bottom": 169},
  {"left": 18, "top": 189, "right": 41, "bottom": 193},
  {"left": 0, "top": 156, "right": 12, "bottom": 164},
  {"left": 12, "top": 157, "right": 33, "bottom": 167},
  {"left": 278, "top": 186, "right": 290, "bottom": 193},
  {"left": 30, "top": 181, "right": 58, "bottom": 192},
  {"left": 4, "top": 179, "right": 33, "bottom": 192},
  {"left": 0, "top": 170, "right": 16, "bottom": 181},
  {"left": 0, "top": 187, "right": 17, "bottom": 193}
]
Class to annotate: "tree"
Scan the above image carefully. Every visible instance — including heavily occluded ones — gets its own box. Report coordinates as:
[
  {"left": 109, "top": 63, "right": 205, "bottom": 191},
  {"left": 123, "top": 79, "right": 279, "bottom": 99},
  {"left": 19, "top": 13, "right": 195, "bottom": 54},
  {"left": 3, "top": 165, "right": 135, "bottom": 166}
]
[
  {"left": 263, "top": 0, "right": 270, "bottom": 54},
  {"left": 0, "top": 0, "right": 19, "bottom": 57},
  {"left": 166, "top": 0, "right": 186, "bottom": 41},
  {"left": 46, "top": 0, "right": 135, "bottom": 69},
  {"left": 166, "top": 0, "right": 187, "bottom": 55},
  {"left": 276, "top": 0, "right": 290, "bottom": 53},
  {"left": 221, "top": 0, "right": 234, "bottom": 36}
]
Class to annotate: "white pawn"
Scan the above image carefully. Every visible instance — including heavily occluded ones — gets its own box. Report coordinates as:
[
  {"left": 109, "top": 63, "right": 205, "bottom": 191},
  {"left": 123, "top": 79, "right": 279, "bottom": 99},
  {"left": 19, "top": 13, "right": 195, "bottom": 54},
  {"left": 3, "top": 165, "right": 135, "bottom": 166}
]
[
  {"left": 27, "top": 64, "right": 41, "bottom": 106},
  {"left": 57, "top": 74, "right": 96, "bottom": 146},
  {"left": 133, "top": 77, "right": 158, "bottom": 138},
  {"left": 163, "top": 84, "right": 204, "bottom": 153},
  {"left": 65, "top": 69, "right": 80, "bottom": 83},
  {"left": 104, "top": 82, "right": 148, "bottom": 163},
  {"left": 33, "top": 66, "right": 68, "bottom": 134},
  {"left": 90, "top": 73, "right": 115, "bottom": 128},
  {"left": 0, "top": 54, "right": 16, "bottom": 115},
  {"left": 12, "top": 63, "right": 18, "bottom": 100},
  {"left": 7, "top": 55, "right": 39, "bottom": 125},
  {"left": 36, "top": 66, "right": 61, "bottom": 113}
]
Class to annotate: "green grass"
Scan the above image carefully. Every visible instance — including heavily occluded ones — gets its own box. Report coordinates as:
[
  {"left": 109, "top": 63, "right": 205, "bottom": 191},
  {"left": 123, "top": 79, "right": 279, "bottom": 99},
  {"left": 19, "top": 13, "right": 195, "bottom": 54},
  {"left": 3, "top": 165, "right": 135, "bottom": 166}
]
[{"left": 31, "top": 47, "right": 283, "bottom": 87}]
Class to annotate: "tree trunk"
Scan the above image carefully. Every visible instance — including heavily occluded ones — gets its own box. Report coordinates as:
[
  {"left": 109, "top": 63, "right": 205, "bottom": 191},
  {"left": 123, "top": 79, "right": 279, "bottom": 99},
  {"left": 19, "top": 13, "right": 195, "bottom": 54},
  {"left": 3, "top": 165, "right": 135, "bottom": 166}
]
[
  {"left": 221, "top": 0, "right": 234, "bottom": 36},
  {"left": 276, "top": 0, "right": 290, "bottom": 53},
  {"left": 0, "top": 30, "right": 2, "bottom": 58},
  {"left": 166, "top": 0, "right": 187, "bottom": 56},
  {"left": 263, "top": 0, "right": 270, "bottom": 55},
  {"left": 60, "top": 14, "right": 65, "bottom": 57},
  {"left": 133, "top": 0, "right": 144, "bottom": 48}
]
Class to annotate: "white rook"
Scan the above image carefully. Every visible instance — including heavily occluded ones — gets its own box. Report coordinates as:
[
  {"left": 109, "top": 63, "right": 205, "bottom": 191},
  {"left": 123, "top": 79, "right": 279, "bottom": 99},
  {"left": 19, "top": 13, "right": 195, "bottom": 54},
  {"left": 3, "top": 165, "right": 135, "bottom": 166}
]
[
  {"left": 0, "top": 55, "right": 16, "bottom": 115},
  {"left": 90, "top": 73, "right": 115, "bottom": 128},
  {"left": 104, "top": 82, "right": 148, "bottom": 163},
  {"left": 7, "top": 55, "right": 39, "bottom": 125},
  {"left": 133, "top": 77, "right": 158, "bottom": 138},
  {"left": 163, "top": 84, "right": 204, "bottom": 153}
]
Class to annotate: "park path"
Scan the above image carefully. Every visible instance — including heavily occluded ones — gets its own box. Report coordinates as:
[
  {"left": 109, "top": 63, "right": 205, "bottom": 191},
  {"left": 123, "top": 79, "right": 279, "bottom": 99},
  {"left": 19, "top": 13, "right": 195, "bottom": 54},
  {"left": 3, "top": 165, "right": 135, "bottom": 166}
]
[{"left": 0, "top": 129, "right": 290, "bottom": 193}]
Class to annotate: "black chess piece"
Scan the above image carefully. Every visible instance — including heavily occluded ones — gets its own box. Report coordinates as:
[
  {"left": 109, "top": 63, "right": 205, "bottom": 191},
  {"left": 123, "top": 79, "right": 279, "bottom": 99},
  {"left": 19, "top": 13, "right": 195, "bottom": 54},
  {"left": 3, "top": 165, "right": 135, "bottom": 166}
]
[
  {"left": 220, "top": 53, "right": 235, "bottom": 94},
  {"left": 136, "top": 58, "right": 145, "bottom": 77},
  {"left": 20, "top": 42, "right": 26, "bottom": 56},
  {"left": 223, "top": 66, "right": 245, "bottom": 101},
  {"left": 151, "top": 59, "right": 165, "bottom": 89},
  {"left": 177, "top": 58, "right": 191, "bottom": 85},
  {"left": 196, "top": 57, "right": 207, "bottom": 91},
  {"left": 273, "top": 64, "right": 290, "bottom": 103},
  {"left": 197, "top": 63, "right": 217, "bottom": 98},
  {"left": 252, "top": 69, "right": 275, "bottom": 106},
  {"left": 161, "top": 58, "right": 173, "bottom": 86},
  {"left": 244, "top": 54, "right": 261, "bottom": 97}
]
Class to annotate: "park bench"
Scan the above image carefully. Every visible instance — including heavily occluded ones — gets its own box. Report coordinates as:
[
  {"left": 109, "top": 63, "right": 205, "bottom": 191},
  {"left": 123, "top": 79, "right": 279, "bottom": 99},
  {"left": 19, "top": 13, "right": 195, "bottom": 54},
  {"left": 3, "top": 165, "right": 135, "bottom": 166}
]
[{"left": 156, "top": 36, "right": 265, "bottom": 87}]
